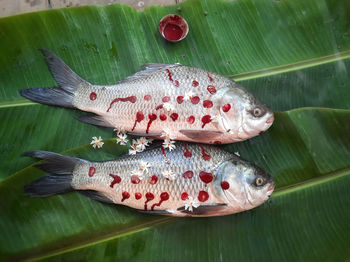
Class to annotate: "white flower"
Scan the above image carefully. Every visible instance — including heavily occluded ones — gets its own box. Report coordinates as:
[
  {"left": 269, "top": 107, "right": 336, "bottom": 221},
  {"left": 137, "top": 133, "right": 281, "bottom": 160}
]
[
  {"left": 129, "top": 149, "right": 137, "bottom": 155},
  {"left": 131, "top": 169, "right": 144, "bottom": 180},
  {"left": 116, "top": 133, "right": 129, "bottom": 145},
  {"left": 163, "top": 102, "right": 175, "bottom": 112},
  {"left": 139, "top": 160, "right": 151, "bottom": 173},
  {"left": 161, "top": 129, "right": 175, "bottom": 140},
  {"left": 184, "top": 91, "right": 195, "bottom": 101},
  {"left": 163, "top": 139, "right": 176, "bottom": 151},
  {"left": 90, "top": 136, "right": 104, "bottom": 149},
  {"left": 184, "top": 196, "right": 200, "bottom": 212},
  {"left": 129, "top": 144, "right": 141, "bottom": 155},
  {"left": 162, "top": 169, "right": 177, "bottom": 180},
  {"left": 135, "top": 137, "right": 152, "bottom": 151},
  {"left": 113, "top": 127, "right": 126, "bottom": 136},
  {"left": 234, "top": 152, "right": 240, "bottom": 157}
]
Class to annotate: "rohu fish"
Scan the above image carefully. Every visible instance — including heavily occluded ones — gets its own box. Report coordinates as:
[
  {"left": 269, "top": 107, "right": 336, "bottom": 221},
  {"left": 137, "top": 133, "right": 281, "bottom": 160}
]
[
  {"left": 19, "top": 50, "right": 274, "bottom": 144},
  {"left": 24, "top": 142, "right": 274, "bottom": 217}
]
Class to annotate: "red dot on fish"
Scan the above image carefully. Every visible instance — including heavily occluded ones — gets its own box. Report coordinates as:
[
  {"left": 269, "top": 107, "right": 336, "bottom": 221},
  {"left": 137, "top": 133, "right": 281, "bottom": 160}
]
[
  {"left": 191, "top": 96, "right": 200, "bottom": 104},
  {"left": 144, "top": 94, "right": 151, "bottom": 101},
  {"left": 148, "top": 114, "right": 157, "bottom": 121},
  {"left": 214, "top": 141, "right": 222, "bottom": 144},
  {"left": 137, "top": 111, "right": 145, "bottom": 121},
  {"left": 146, "top": 192, "right": 155, "bottom": 200},
  {"left": 88, "top": 166, "right": 96, "bottom": 177},
  {"left": 135, "top": 192, "right": 142, "bottom": 200},
  {"left": 89, "top": 92, "right": 97, "bottom": 101},
  {"left": 162, "top": 96, "right": 170, "bottom": 102},
  {"left": 160, "top": 114, "right": 167, "bottom": 121},
  {"left": 192, "top": 80, "right": 199, "bottom": 87},
  {"left": 207, "top": 73, "right": 214, "bottom": 82},
  {"left": 160, "top": 192, "right": 170, "bottom": 201},
  {"left": 207, "top": 85, "right": 216, "bottom": 94},
  {"left": 199, "top": 171, "right": 213, "bottom": 184},
  {"left": 181, "top": 192, "right": 189, "bottom": 200},
  {"left": 198, "top": 191, "right": 209, "bottom": 202},
  {"left": 109, "top": 174, "right": 121, "bottom": 188},
  {"left": 201, "top": 115, "right": 212, "bottom": 128},
  {"left": 132, "top": 111, "right": 145, "bottom": 131},
  {"left": 151, "top": 192, "right": 170, "bottom": 210},
  {"left": 221, "top": 181, "right": 230, "bottom": 190},
  {"left": 121, "top": 191, "right": 130, "bottom": 202},
  {"left": 149, "top": 175, "right": 158, "bottom": 185},
  {"left": 183, "top": 170, "right": 194, "bottom": 179},
  {"left": 174, "top": 80, "right": 179, "bottom": 87},
  {"left": 186, "top": 115, "right": 195, "bottom": 124},
  {"left": 144, "top": 192, "right": 155, "bottom": 210},
  {"left": 184, "top": 143, "right": 192, "bottom": 158},
  {"left": 199, "top": 145, "right": 211, "bottom": 161},
  {"left": 170, "top": 113, "right": 178, "bottom": 121},
  {"left": 155, "top": 104, "right": 163, "bottom": 110},
  {"left": 222, "top": 104, "right": 231, "bottom": 112},
  {"left": 146, "top": 113, "right": 157, "bottom": 133},
  {"left": 203, "top": 100, "right": 213, "bottom": 108},
  {"left": 131, "top": 175, "right": 141, "bottom": 184},
  {"left": 177, "top": 96, "right": 184, "bottom": 104}
]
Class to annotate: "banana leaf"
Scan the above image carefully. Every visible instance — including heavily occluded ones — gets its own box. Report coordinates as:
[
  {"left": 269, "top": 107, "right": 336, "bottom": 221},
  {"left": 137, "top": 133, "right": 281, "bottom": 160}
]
[{"left": 0, "top": 0, "right": 349, "bottom": 261}]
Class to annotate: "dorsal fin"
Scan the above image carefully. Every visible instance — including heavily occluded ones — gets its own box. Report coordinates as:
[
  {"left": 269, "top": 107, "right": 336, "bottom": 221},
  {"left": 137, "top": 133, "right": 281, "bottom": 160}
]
[{"left": 118, "top": 63, "right": 181, "bottom": 84}]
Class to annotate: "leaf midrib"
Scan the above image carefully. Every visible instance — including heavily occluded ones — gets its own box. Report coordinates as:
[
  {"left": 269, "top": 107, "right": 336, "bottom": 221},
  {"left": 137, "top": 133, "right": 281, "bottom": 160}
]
[
  {"left": 22, "top": 166, "right": 350, "bottom": 262},
  {"left": 2, "top": 50, "right": 350, "bottom": 110}
]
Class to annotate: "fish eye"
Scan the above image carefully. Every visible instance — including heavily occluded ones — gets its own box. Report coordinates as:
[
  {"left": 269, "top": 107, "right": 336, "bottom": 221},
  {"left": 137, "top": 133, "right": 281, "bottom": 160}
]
[
  {"left": 255, "top": 177, "right": 264, "bottom": 186},
  {"left": 252, "top": 107, "right": 264, "bottom": 117}
]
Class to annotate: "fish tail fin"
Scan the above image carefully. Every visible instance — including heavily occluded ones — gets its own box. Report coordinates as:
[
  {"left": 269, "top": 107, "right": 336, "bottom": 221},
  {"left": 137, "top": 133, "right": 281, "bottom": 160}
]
[
  {"left": 18, "top": 49, "right": 90, "bottom": 108},
  {"left": 19, "top": 87, "right": 75, "bottom": 108},
  {"left": 23, "top": 150, "right": 87, "bottom": 197}
]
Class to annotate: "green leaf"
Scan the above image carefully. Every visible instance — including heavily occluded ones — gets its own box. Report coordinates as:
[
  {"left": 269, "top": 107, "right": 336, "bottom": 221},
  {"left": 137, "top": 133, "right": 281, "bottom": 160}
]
[{"left": 0, "top": 0, "right": 349, "bottom": 261}]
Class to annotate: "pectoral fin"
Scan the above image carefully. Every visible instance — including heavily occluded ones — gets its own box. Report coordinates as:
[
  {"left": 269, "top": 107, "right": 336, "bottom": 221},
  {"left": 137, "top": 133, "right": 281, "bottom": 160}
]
[
  {"left": 179, "top": 130, "right": 223, "bottom": 140},
  {"left": 76, "top": 114, "right": 114, "bottom": 128},
  {"left": 127, "top": 131, "right": 162, "bottom": 137},
  {"left": 177, "top": 203, "right": 227, "bottom": 216},
  {"left": 138, "top": 209, "right": 173, "bottom": 215},
  {"left": 78, "top": 190, "right": 113, "bottom": 204}
]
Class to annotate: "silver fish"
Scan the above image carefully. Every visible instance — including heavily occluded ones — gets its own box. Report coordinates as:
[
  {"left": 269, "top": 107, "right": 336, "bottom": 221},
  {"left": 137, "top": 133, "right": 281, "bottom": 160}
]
[
  {"left": 19, "top": 50, "right": 274, "bottom": 144},
  {"left": 24, "top": 143, "right": 274, "bottom": 217}
]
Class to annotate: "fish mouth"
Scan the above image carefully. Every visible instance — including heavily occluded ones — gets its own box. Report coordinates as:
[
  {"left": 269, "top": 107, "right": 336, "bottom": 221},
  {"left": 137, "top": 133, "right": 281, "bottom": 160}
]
[
  {"left": 267, "top": 182, "right": 275, "bottom": 197},
  {"left": 266, "top": 116, "right": 274, "bottom": 124}
]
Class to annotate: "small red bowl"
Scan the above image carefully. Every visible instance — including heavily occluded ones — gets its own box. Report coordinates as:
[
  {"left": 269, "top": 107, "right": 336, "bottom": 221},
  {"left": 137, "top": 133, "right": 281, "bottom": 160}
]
[{"left": 159, "top": 14, "right": 189, "bottom": 42}]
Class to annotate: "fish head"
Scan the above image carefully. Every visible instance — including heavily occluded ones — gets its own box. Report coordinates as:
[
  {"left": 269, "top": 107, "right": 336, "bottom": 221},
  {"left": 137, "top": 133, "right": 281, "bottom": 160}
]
[
  {"left": 218, "top": 86, "right": 274, "bottom": 140},
  {"left": 216, "top": 158, "right": 274, "bottom": 210}
]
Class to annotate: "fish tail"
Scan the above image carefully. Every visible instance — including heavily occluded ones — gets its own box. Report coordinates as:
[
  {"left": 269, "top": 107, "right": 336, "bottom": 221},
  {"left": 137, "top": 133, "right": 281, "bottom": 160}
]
[
  {"left": 18, "top": 49, "right": 90, "bottom": 108},
  {"left": 23, "top": 150, "right": 86, "bottom": 197}
]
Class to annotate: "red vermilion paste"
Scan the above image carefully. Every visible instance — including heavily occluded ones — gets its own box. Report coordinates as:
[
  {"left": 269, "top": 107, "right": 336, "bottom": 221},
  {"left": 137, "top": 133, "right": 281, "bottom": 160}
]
[
  {"left": 151, "top": 192, "right": 170, "bottom": 210},
  {"left": 109, "top": 174, "right": 121, "bottom": 188},
  {"left": 106, "top": 96, "right": 136, "bottom": 112}
]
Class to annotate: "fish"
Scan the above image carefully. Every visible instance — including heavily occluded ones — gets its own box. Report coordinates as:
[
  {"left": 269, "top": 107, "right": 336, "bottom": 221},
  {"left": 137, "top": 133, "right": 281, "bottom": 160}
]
[
  {"left": 19, "top": 50, "right": 274, "bottom": 144},
  {"left": 23, "top": 142, "right": 274, "bottom": 217}
]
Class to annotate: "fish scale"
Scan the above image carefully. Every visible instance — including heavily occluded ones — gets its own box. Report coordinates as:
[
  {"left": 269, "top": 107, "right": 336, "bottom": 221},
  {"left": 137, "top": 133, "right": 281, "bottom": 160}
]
[{"left": 19, "top": 50, "right": 274, "bottom": 144}]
